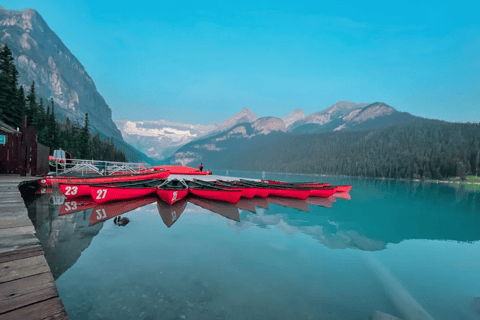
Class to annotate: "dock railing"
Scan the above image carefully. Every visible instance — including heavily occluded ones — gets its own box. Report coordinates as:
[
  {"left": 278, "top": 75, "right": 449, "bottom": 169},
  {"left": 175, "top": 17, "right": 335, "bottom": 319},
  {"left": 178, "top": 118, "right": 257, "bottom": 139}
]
[{"left": 52, "top": 159, "right": 152, "bottom": 176}]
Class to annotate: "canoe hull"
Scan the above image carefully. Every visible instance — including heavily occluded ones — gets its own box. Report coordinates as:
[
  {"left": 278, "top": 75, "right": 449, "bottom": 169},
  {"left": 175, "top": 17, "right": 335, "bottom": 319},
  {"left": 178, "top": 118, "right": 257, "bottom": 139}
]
[
  {"left": 91, "top": 186, "right": 157, "bottom": 204},
  {"left": 157, "top": 189, "right": 189, "bottom": 205},
  {"left": 189, "top": 188, "right": 241, "bottom": 204},
  {"left": 309, "top": 188, "right": 336, "bottom": 198},
  {"left": 59, "top": 184, "right": 91, "bottom": 199},
  {"left": 334, "top": 185, "right": 352, "bottom": 193}
]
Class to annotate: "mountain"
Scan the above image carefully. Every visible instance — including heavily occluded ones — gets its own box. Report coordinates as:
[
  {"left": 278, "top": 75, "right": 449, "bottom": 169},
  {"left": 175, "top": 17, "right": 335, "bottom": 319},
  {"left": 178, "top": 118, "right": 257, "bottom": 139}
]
[
  {"left": 289, "top": 102, "right": 417, "bottom": 134},
  {"left": 115, "top": 108, "right": 259, "bottom": 159},
  {"left": 0, "top": 7, "right": 123, "bottom": 140},
  {"left": 0, "top": 7, "right": 155, "bottom": 163},
  {"left": 281, "top": 109, "right": 305, "bottom": 128},
  {"left": 115, "top": 119, "right": 219, "bottom": 159},
  {"left": 166, "top": 117, "right": 288, "bottom": 166},
  {"left": 120, "top": 101, "right": 419, "bottom": 161},
  {"left": 218, "top": 107, "right": 258, "bottom": 131}
]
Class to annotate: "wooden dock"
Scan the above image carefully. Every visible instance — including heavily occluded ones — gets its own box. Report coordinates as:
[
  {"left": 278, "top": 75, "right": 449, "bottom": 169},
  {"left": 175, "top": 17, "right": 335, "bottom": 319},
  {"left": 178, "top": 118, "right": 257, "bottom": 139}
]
[{"left": 0, "top": 175, "right": 69, "bottom": 320}]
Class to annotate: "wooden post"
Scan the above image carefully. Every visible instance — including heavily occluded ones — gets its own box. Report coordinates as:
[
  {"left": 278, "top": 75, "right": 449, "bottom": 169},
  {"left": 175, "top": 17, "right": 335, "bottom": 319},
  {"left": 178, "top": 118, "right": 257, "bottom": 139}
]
[{"left": 20, "top": 116, "right": 27, "bottom": 176}]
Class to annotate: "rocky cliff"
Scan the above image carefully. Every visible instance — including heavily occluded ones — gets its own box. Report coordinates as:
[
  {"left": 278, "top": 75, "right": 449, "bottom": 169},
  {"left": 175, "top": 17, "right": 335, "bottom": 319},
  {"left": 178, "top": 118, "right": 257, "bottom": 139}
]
[{"left": 0, "top": 7, "right": 123, "bottom": 140}]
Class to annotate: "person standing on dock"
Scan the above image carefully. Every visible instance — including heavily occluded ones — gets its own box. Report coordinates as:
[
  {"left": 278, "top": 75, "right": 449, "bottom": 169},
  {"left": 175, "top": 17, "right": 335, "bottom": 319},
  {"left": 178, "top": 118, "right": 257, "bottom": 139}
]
[{"left": 199, "top": 163, "right": 203, "bottom": 172}]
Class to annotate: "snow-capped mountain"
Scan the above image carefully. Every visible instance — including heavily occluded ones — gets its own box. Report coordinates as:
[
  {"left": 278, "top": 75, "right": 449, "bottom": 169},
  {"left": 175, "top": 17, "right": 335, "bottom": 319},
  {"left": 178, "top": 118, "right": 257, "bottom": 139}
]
[{"left": 115, "top": 108, "right": 259, "bottom": 159}]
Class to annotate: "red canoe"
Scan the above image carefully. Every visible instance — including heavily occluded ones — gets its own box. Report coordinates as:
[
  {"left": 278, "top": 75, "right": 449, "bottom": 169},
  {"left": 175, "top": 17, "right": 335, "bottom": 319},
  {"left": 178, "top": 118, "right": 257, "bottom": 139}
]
[
  {"left": 261, "top": 179, "right": 329, "bottom": 187},
  {"left": 39, "top": 169, "right": 170, "bottom": 187},
  {"left": 332, "top": 185, "right": 352, "bottom": 193},
  {"left": 91, "top": 179, "right": 165, "bottom": 204},
  {"left": 193, "top": 179, "right": 257, "bottom": 199},
  {"left": 186, "top": 181, "right": 242, "bottom": 204},
  {"left": 153, "top": 165, "right": 212, "bottom": 175},
  {"left": 309, "top": 187, "right": 337, "bottom": 198},
  {"left": 232, "top": 180, "right": 270, "bottom": 198},
  {"left": 156, "top": 179, "right": 189, "bottom": 205},
  {"left": 241, "top": 180, "right": 311, "bottom": 200}
]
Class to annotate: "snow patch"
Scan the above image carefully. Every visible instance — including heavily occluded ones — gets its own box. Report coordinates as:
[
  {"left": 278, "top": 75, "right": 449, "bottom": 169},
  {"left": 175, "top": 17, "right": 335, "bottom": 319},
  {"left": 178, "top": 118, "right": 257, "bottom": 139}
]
[{"left": 122, "top": 121, "right": 197, "bottom": 142}]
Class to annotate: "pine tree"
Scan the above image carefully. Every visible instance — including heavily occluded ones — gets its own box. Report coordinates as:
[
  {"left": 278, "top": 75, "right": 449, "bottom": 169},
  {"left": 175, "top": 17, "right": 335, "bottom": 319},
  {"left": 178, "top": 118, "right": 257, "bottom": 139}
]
[
  {"left": 0, "top": 44, "right": 21, "bottom": 127},
  {"left": 79, "top": 113, "right": 90, "bottom": 158},
  {"left": 46, "top": 99, "right": 58, "bottom": 149},
  {"left": 37, "top": 98, "right": 46, "bottom": 142},
  {"left": 16, "top": 86, "right": 25, "bottom": 126},
  {"left": 25, "top": 81, "right": 37, "bottom": 127}
]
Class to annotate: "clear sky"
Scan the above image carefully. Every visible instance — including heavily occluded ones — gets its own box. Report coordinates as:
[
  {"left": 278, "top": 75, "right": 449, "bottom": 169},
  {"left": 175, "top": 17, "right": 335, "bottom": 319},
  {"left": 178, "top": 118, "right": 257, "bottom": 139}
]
[{"left": 2, "top": 0, "right": 479, "bottom": 124}]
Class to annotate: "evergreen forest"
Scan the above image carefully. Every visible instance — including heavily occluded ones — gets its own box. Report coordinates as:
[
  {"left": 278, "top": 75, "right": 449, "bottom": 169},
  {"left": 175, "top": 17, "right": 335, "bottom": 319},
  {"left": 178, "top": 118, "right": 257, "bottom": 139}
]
[
  {"left": 0, "top": 43, "right": 126, "bottom": 162},
  {"left": 174, "top": 119, "right": 480, "bottom": 180}
]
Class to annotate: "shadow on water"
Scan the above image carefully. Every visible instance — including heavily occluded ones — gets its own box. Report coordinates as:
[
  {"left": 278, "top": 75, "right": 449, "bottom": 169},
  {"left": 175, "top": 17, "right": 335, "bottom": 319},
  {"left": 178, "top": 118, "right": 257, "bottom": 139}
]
[{"left": 23, "top": 176, "right": 480, "bottom": 281}]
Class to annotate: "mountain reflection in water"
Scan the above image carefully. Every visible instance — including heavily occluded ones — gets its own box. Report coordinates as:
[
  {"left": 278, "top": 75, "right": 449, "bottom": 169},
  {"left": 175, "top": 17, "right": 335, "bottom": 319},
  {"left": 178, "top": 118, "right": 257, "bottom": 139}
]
[{"left": 24, "top": 178, "right": 480, "bottom": 282}]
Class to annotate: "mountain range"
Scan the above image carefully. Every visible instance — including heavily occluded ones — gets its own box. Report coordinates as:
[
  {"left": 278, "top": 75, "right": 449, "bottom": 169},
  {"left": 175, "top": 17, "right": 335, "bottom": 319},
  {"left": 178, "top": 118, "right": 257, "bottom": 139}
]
[{"left": 117, "top": 101, "right": 418, "bottom": 161}]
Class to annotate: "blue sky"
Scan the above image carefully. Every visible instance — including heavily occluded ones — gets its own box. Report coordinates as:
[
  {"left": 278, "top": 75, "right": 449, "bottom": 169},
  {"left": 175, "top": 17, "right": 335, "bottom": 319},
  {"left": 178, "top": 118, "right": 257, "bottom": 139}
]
[{"left": 3, "top": 0, "right": 479, "bottom": 124}]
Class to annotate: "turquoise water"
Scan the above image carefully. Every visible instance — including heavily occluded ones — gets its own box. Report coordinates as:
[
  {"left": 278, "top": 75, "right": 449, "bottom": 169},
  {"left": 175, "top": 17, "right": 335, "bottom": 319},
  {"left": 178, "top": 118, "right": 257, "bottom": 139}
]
[{"left": 25, "top": 172, "right": 480, "bottom": 320}]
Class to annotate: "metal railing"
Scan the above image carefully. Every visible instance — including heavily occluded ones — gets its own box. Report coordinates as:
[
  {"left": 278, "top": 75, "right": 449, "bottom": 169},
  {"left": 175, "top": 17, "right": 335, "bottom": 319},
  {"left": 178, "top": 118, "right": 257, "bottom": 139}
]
[{"left": 52, "top": 159, "right": 152, "bottom": 176}]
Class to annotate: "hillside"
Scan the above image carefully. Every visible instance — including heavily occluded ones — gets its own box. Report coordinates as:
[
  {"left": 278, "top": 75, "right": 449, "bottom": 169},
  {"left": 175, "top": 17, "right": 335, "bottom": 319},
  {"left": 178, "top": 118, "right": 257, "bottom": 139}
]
[
  {"left": 0, "top": 7, "right": 154, "bottom": 163},
  {"left": 166, "top": 119, "right": 480, "bottom": 180}
]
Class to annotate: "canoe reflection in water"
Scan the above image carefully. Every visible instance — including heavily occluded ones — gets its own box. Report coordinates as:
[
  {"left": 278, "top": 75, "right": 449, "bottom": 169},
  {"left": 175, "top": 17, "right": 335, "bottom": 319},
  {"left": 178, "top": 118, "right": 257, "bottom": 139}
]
[
  {"left": 235, "top": 197, "right": 269, "bottom": 213},
  {"left": 88, "top": 196, "right": 157, "bottom": 226},
  {"left": 267, "top": 196, "right": 311, "bottom": 212},
  {"left": 157, "top": 198, "right": 188, "bottom": 227},
  {"left": 59, "top": 197, "right": 97, "bottom": 215},
  {"left": 188, "top": 197, "right": 240, "bottom": 222}
]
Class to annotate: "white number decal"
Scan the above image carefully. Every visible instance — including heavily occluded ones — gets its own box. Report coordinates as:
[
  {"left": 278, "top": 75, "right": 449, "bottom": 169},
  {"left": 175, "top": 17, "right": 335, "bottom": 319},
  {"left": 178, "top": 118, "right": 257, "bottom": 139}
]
[
  {"left": 65, "top": 186, "right": 77, "bottom": 195},
  {"left": 96, "top": 189, "right": 107, "bottom": 200},
  {"left": 171, "top": 210, "right": 177, "bottom": 222},
  {"left": 172, "top": 191, "right": 178, "bottom": 202},
  {"left": 64, "top": 201, "right": 78, "bottom": 211},
  {"left": 96, "top": 209, "right": 107, "bottom": 220}
]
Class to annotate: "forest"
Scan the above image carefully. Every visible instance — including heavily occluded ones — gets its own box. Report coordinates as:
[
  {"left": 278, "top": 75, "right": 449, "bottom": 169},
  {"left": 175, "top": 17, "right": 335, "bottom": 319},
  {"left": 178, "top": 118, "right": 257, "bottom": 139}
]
[
  {"left": 218, "top": 120, "right": 480, "bottom": 179},
  {"left": 171, "top": 118, "right": 480, "bottom": 180},
  {"left": 0, "top": 43, "right": 126, "bottom": 162}
]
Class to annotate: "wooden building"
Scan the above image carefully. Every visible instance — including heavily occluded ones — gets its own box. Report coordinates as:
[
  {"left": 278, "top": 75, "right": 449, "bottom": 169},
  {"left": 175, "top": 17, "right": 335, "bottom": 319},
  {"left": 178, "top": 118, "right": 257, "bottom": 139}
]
[{"left": 0, "top": 118, "right": 49, "bottom": 176}]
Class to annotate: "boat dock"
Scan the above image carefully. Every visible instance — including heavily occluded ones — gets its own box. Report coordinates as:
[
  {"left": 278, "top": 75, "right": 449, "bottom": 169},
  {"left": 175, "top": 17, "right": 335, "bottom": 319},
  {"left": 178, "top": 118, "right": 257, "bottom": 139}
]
[{"left": 0, "top": 175, "right": 69, "bottom": 320}]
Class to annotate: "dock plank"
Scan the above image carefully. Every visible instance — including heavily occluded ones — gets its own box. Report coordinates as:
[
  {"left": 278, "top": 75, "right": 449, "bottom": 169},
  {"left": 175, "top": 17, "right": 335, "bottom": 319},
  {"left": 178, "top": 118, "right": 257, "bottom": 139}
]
[
  {"left": 0, "top": 215, "right": 33, "bottom": 230},
  {"left": 0, "top": 176, "right": 68, "bottom": 319},
  {"left": 0, "top": 256, "right": 51, "bottom": 284},
  {"left": 0, "top": 247, "right": 44, "bottom": 264},
  {"left": 0, "top": 272, "right": 58, "bottom": 315},
  {"left": 0, "top": 226, "right": 39, "bottom": 254},
  {"left": 0, "top": 297, "right": 68, "bottom": 320}
]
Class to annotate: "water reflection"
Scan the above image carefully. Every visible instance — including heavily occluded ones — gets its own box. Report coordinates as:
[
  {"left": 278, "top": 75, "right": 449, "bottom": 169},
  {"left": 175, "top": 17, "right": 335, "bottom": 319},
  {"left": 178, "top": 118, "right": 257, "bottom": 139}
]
[
  {"left": 157, "top": 198, "right": 187, "bottom": 227},
  {"left": 59, "top": 198, "right": 97, "bottom": 215},
  {"left": 88, "top": 196, "right": 157, "bottom": 226},
  {"left": 188, "top": 197, "right": 240, "bottom": 221},
  {"left": 266, "top": 196, "right": 311, "bottom": 212},
  {"left": 23, "top": 177, "right": 480, "bottom": 282}
]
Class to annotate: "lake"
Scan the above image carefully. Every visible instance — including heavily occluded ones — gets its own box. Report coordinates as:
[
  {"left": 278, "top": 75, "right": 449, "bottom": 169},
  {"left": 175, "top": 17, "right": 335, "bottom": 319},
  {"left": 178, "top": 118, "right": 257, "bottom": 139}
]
[{"left": 24, "top": 171, "right": 480, "bottom": 320}]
